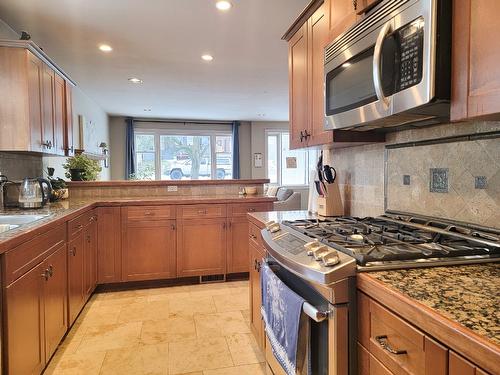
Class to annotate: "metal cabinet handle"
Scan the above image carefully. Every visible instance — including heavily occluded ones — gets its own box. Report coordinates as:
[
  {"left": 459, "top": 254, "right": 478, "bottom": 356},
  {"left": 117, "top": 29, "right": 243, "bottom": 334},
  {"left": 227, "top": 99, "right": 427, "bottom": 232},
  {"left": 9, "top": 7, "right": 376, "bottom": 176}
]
[
  {"left": 197, "top": 209, "right": 208, "bottom": 214},
  {"left": 250, "top": 233, "right": 257, "bottom": 239},
  {"left": 248, "top": 208, "right": 256, "bottom": 212},
  {"left": 353, "top": 0, "right": 358, "bottom": 11},
  {"left": 299, "top": 131, "right": 305, "bottom": 142},
  {"left": 144, "top": 211, "right": 154, "bottom": 216},
  {"left": 41, "top": 269, "right": 49, "bottom": 281},
  {"left": 171, "top": 223, "right": 176, "bottom": 230},
  {"left": 375, "top": 335, "right": 407, "bottom": 355},
  {"left": 77, "top": 224, "right": 83, "bottom": 230},
  {"left": 70, "top": 246, "right": 77, "bottom": 256},
  {"left": 48, "top": 265, "right": 53, "bottom": 277},
  {"left": 256, "top": 260, "right": 261, "bottom": 272}
]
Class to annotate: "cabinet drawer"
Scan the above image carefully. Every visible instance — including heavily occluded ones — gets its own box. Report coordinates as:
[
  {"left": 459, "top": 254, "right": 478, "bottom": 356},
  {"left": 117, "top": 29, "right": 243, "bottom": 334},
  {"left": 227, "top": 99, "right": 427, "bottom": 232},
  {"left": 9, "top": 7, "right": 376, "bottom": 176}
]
[
  {"left": 177, "top": 204, "right": 226, "bottom": 219},
  {"left": 228, "top": 202, "right": 272, "bottom": 217},
  {"left": 68, "top": 211, "right": 93, "bottom": 239},
  {"left": 369, "top": 300, "right": 426, "bottom": 375},
  {"left": 4, "top": 225, "right": 66, "bottom": 285},
  {"left": 126, "top": 205, "right": 175, "bottom": 221},
  {"left": 249, "top": 222, "right": 263, "bottom": 247}
]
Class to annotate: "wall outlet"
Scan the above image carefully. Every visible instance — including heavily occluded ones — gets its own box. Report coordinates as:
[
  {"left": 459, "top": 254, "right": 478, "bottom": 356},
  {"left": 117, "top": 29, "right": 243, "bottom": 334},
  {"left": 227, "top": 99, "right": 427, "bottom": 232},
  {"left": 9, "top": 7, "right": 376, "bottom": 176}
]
[{"left": 167, "top": 186, "right": 178, "bottom": 192}]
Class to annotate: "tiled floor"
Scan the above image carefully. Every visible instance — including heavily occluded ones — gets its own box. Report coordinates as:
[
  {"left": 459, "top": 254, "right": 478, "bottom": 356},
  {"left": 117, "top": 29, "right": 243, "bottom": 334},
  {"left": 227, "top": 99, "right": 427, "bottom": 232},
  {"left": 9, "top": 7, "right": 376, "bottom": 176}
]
[{"left": 44, "top": 281, "right": 266, "bottom": 375}]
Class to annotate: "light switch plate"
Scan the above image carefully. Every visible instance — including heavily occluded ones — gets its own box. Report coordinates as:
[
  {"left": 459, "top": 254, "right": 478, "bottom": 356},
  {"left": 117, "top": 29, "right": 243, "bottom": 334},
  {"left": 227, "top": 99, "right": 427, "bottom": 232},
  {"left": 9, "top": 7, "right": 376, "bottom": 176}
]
[
  {"left": 167, "top": 186, "right": 178, "bottom": 192},
  {"left": 430, "top": 168, "right": 449, "bottom": 193}
]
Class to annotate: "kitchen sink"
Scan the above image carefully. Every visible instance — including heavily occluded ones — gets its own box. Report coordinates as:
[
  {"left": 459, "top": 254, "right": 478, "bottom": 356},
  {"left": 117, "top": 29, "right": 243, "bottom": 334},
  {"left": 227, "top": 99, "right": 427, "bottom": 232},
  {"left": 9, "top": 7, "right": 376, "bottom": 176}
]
[
  {"left": 0, "top": 224, "right": 19, "bottom": 234},
  {"left": 0, "top": 214, "right": 50, "bottom": 226}
]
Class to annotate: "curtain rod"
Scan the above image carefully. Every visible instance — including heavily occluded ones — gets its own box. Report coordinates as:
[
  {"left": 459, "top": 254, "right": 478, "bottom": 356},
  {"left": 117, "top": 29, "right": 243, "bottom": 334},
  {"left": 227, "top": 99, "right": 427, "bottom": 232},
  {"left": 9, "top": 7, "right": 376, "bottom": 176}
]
[{"left": 132, "top": 118, "right": 235, "bottom": 125}]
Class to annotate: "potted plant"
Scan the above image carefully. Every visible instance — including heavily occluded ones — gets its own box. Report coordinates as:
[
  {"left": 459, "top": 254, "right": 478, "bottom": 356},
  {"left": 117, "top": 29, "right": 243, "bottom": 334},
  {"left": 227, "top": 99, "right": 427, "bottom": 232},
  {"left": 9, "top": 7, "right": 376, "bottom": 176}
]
[{"left": 63, "top": 154, "right": 102, "bottom": 181}]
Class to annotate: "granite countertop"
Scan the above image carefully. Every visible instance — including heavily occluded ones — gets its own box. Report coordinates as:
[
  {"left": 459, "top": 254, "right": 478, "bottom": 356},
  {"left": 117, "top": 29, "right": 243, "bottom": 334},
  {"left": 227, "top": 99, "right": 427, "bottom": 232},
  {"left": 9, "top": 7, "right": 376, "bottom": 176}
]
[
  {"left": 0, "top": 195, "right": 275, "bottom": 252},
  {"left": 368, "top": 264, "right": 500, "bottom": 345}
]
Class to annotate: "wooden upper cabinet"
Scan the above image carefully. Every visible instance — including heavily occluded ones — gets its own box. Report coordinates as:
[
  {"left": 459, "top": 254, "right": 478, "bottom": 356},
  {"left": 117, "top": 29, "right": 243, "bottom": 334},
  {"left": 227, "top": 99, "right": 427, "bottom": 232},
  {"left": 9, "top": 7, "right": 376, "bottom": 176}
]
[
  {"left": 64, "top": 80, "right": 75, "bottom": 156},
  {"left": 326, "top": 0, "right": 359, "bottom": 35},
  {"left": 0, "top": 44, "right": 74, "bottom": 155},
  {"left": 54, "top": 73, "right": 66, "bottom": 156},
  {"left": 289, "top": 23, "right": 309, "bottom": 149},
  {"left": 309, "top": 3, "right": 333, "bottom": 146},
  {"left": 451, "top": 0, "right": 500, "bottom": 121}
]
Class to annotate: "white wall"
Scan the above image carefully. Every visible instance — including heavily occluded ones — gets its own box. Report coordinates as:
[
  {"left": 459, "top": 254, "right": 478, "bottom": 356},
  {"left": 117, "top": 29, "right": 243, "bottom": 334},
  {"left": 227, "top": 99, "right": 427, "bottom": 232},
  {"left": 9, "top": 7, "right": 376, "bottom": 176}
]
[
  {"left": 43, "top": 87, "right": 111, "bottom": 180},
  {"left": 0, "top": 19, "right": 19, "bottom": 39}
]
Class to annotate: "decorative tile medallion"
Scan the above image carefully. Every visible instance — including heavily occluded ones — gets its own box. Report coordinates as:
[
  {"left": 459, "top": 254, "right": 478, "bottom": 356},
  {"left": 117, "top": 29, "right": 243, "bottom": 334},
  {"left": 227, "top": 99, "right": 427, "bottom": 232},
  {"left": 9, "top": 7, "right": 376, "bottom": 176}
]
[
  {"left": 475, "top": 176, "right": 487, "bottom": 189},
  {"left": 429, "top": 168, "right": 449, "bottom": 193},
  {"left": 403, "top": 175, "right": 411, "bottom": 186}
]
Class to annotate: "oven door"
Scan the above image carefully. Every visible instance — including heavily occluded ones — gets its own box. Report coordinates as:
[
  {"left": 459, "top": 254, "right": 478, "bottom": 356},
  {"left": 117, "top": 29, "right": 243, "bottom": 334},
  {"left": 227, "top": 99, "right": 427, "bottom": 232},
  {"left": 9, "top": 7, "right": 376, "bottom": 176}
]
[{"left": 324, "top": 0, "right": 438, "bottom": 130}]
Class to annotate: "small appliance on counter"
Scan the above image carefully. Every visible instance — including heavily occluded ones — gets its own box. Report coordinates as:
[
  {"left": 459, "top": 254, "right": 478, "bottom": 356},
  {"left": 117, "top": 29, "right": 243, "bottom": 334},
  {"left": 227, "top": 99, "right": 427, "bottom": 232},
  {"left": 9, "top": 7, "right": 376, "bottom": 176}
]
[{"left": 18, "top": 178, "right": 52, "bottom": 209}]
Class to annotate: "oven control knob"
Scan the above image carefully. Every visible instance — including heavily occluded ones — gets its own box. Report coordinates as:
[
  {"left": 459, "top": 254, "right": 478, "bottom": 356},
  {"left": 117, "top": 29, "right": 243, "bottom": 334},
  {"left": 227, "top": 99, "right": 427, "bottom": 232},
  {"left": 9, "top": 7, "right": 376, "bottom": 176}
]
[
  {"left": 322, "top": 251, "right": 340, "bottom": 267},
  {"left": 304, "top": 240, "right": 320, "bottom": 251},
  {"left": 267, "top": 222, "right": 281, "bottom": 233},
  {"left": 311, "top": 246, "right": 329, "bottom": 260}
]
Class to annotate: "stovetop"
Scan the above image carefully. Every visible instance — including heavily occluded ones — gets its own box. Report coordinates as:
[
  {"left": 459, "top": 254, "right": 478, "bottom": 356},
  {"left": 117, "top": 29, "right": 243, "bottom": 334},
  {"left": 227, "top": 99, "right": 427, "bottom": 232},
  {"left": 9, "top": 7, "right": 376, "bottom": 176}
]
[{"left": 279, "top": 214, "right": 500, "bottom": 270}]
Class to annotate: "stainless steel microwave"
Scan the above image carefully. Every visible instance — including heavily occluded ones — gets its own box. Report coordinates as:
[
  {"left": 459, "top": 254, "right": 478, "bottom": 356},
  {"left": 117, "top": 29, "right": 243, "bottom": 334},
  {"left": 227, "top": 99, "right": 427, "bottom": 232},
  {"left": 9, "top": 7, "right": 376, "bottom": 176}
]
[{"left": 324, "top": 0, "right": 452, "bottom": 131}]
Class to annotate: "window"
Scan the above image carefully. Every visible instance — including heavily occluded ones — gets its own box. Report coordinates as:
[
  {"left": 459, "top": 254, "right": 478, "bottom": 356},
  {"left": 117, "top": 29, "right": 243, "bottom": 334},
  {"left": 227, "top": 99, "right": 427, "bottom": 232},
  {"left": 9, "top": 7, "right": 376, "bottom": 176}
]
[
  {"left": 134, "top": 131, "right": 233, "bottom": 180},
  {"left": 266, "top": 131, "right": 317, "bottom": 186}
]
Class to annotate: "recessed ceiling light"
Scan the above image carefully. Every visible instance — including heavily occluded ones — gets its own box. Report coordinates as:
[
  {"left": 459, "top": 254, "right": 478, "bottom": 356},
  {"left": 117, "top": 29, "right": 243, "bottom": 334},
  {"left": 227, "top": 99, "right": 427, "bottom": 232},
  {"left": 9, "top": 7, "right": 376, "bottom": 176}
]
[
  {"left": 216, "top": 1, "right": 232, "bottom": 11},
  {"left": 342, "top": 62, "right": 351, "bottom": 68},
  {"left": 144, "top": 108, "right": 152, "bottom": 112},
  {"left": 98, "top": 44, "right": 113, "bottom": 52},
  {"left": 201, "top": 54, "right": 214, "bottom": 62},
  {"left": 128, "top": 77, "right": 143, "bottom": 84}
]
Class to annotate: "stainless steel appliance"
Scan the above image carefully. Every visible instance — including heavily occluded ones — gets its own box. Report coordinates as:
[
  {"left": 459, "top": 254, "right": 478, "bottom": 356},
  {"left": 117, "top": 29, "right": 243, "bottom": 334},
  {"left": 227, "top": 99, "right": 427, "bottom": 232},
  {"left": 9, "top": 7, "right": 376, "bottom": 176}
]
[
  {"left": 261, "top": 214, "right": 500, "bottom": 374},
  {"left": 324, "top": 0, "right": 452, "bottom": 131},
  {"left": 18, "top": 178, "right": 52, "bottom": 209}
]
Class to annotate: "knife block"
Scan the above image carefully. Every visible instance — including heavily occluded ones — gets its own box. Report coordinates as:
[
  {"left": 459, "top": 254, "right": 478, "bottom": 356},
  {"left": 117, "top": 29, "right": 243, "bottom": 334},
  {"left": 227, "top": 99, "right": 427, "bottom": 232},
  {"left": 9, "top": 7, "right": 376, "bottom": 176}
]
[{"left": 317, "top": 182, "right": 344, "bottom": 217}]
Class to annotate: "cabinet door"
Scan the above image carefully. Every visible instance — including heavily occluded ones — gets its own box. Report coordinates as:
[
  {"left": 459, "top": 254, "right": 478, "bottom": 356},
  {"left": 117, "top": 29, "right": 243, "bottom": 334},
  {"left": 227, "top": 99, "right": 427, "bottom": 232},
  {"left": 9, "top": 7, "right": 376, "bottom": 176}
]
[
  {"left": 68, "top": 234, "right": 85, "bottom": 325},
  {"left": 227, "top": 217, "right": 249, "bottom": 274},
  {"left": 27, "top": 51, "right": 43, "bottom": 153},
  {"left": 97, "top": 207, "right": 122, "bottom": 283},
  {"left": 41, "top": 64, "right": 55, "bottom": 152},
  {"left": 451, "top": 0, "right": 500, "bottom": 121},
  {"left": 64, "top": 81, "right": 74, "bottom": 156},
  {"left": 122, "top": 217, "right": 176, "bottom": 281},
  {"left": 249, "top": 242, "right": 264, "bottom": 349},
  {"left": 288, "top": 23, "right": 309, "bottom": 150},
  {"left": 177, "top": 218, "right": 227, "bottom": 277},
  {"left": 84, "top": 215, "right": 98, "bottom": 298},
  {"left": 5, "top": 263, "right": 45, "bottom": 375},
  {"left": 308, "top": 3, "right": 333, "bottom": 146},
  {"left": 53, "top": 74, "right": 66, "bottom": 156},
  {"left": 43, "top": 244, "right": 68, "bottom": 362},
  {"left": 327, "top": 0, "right": 358, "bottom": 33}
]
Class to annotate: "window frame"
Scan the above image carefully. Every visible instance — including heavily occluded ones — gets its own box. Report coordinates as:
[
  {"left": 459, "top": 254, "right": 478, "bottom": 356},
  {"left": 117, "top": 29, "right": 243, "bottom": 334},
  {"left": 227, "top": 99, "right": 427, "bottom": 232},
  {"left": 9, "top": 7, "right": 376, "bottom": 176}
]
[
  {"left": 265, "top": 129, "right": 317, "bottom": 187},
  {"left": 134, "top": 128, "right": 233, "bottom": 180}
]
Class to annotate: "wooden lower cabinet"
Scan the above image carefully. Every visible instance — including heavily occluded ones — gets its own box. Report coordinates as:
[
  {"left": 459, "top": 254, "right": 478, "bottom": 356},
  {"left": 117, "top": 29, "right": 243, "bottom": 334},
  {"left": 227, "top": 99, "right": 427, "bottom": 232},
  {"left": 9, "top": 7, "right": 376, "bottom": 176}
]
[
  {"left": 83, "top": 214, "right": 98, "bottom": 297},
  {"left": 227, "top": 217, "right": 250, "bottom": 273},
  {"left": 68, "top": 232, "right": 85, "bottom": 325},
  {"left": 97, "top": 207, "right": 122, "bottom": 283},
  {"left": 177, "top": 218, "right": 227, "bottom": 277},
  {"left": 249, "top": 241, "right": 265, "bottom": 349},
  {"left": 121, "top": 217, "right": 176, "bottom": 281},
  {"left": 5, "top": 244, "right": 67, "bottom": 375}
]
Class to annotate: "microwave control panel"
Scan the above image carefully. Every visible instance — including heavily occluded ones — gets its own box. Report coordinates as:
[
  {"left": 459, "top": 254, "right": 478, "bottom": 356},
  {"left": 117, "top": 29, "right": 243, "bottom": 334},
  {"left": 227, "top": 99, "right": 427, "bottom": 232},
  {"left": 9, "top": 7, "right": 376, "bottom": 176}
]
[{"left": 397, "top": 18, "right": 424, "bottom": 91}]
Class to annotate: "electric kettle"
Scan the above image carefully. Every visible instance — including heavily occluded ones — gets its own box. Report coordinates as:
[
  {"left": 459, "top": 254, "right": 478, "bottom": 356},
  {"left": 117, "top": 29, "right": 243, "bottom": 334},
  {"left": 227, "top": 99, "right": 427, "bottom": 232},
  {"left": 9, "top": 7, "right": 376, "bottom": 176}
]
[{"left": 18, "top": 178, "right": 52, "bottom": 209}]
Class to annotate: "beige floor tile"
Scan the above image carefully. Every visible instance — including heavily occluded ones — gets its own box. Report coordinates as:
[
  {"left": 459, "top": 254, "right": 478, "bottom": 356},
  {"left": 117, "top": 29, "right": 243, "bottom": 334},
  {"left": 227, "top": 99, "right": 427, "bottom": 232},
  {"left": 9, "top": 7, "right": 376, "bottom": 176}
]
[
  {"left": 203, "top": 363, "right": 266, "bottom": 375},
  {"left": 195, "top": 312, "right": 250, "bottom": 338},
  {"left": 240, "top": 310, "right": 251, "bottom": 323},
  {"left": 76, "top": 305, "right": 122, "bottom": 328},
  {"left": 226, "top": 281, "right": 249, "bottom": 289},
  {"left": 213, "top": 293, "right": 249, "bottom": 313},
  {"left": 118, "top": 300, "right": 170, "bottom": 323},
  {"left": 99, "top": 344, "right": 169, "bottom": 375},
  {"left": 228, "top": 287, "right": 249, "bottom": 296},
  {"left": 168, "top": 337, "right": 233, "bottom": 374},
  {"left": 140, "top": 316, "right": 196, "bottom": 345},
  {"left": 44, "top": 351, "right": 106, "bottom": 375},
  {"left": 188, "top": 283, "right": 232, "bottom": 297},
  {"left": 225, "top": 333, "right": 264, "bottom": 366},
  {"left": 77, "top": 322, "right": 142, "bottom": 353},
  {"left": 169, "top": 295, "right": 217, "bottom": 317}
]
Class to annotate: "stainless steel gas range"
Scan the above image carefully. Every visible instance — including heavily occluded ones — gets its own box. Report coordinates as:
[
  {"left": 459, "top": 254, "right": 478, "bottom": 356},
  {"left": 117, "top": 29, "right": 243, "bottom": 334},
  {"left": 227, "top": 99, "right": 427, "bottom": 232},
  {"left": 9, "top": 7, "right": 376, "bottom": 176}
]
[{"left": 260, "top": 213, "right": 500, "bottom": 375}]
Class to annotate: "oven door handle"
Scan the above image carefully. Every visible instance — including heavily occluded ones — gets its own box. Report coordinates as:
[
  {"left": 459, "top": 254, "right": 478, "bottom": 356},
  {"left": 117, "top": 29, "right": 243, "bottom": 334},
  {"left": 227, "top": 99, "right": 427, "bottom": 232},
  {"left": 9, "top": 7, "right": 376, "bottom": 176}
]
[
  {"left": 373, "top": 20, "right": 392, "bottom": 108},
  {"left": 303, "top": 301, "right": 330, "bottom": 323}
]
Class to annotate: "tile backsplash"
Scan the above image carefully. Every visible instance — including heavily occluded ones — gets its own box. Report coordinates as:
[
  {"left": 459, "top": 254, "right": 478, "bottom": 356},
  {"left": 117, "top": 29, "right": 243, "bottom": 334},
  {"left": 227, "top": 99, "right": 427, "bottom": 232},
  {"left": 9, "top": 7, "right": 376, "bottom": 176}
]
[
  {"left": 0, "top": 152, "right": 43, "bottom": 180},
  {"left": 386, "top": 135, "right": 500, "bottom": 227}
]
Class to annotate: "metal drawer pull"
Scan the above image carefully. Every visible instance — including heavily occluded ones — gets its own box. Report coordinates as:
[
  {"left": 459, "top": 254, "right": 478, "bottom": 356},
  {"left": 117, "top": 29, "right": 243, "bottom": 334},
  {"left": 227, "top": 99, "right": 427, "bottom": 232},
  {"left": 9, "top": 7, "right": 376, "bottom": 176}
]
[
  {"left": 197, "top": 209, "right": 208, "bottom": 214},
  {"left": 375, "top": 335, "right": 407, "bottom": 355},
  {"left": 144, "top": 211, "right": 154, "bottom": 216},
  {"left": 303, "top": 302, "right": 330, "bottom": 323}
]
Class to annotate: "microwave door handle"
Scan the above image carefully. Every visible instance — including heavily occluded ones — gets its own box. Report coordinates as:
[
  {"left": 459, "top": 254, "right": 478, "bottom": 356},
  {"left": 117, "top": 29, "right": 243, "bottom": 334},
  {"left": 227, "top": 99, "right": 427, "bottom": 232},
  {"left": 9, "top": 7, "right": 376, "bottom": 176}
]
[{"left": 373, "top": 21, "right": 392, "bottom": 108}]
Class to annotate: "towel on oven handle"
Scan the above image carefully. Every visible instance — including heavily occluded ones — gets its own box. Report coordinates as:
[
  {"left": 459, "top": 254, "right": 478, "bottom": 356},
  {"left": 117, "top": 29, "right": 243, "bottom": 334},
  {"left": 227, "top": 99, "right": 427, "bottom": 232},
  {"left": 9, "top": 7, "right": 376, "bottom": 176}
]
[{"left": 261, "top": 262, "right": 311, "bottom": 375}]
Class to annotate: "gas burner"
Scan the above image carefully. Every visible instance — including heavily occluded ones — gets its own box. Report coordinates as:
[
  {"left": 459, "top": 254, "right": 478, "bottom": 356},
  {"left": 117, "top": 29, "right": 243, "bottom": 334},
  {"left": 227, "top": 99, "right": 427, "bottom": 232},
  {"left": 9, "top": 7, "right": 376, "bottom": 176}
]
[{"left": 281, "top": 215, "right": 500, "bottom": 269}]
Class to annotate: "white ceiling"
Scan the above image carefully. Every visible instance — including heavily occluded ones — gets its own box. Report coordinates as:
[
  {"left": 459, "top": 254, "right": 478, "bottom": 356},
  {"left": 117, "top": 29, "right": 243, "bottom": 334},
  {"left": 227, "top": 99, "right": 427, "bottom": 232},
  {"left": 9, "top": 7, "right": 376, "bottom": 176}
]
[{"left": 0, "top": 0, "right": 309, "bottom": 121}]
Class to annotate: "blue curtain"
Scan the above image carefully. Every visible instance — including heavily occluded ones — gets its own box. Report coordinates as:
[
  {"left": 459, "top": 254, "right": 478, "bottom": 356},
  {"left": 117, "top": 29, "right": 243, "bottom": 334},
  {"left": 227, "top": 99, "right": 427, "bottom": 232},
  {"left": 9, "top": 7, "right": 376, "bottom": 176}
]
[
  {"left": 125, "top": 117, "right": 136, "bottom": 179},
  {"left": 232, "top": 121, "right": 240, "bottom": 179}
]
